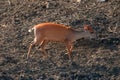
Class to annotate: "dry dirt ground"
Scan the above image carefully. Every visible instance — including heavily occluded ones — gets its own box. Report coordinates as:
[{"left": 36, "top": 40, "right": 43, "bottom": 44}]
[{"left": 0, "top": 0, "right": 120, "bottom": 80}]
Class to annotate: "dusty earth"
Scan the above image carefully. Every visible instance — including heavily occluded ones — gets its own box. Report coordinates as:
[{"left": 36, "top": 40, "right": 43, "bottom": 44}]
[{"left": 0, "top": 0, "right": 120, "bottom": 80}]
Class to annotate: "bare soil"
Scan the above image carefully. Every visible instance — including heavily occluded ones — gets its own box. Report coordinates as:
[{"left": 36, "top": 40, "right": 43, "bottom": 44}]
[{"left": 0, "top": 0, "right": 120, "bottom": 80}]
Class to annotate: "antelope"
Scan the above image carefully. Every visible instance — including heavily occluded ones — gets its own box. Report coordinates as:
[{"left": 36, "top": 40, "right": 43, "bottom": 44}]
[{"left": 27, "top": 22, "right": 96, "bottom": 59}]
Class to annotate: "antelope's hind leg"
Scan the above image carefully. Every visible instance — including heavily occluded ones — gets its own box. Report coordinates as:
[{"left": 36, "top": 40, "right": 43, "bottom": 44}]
[
  {"left": 27, "top": 41, "right": 36, "bottom": 59},
  {"left": 39, "top": 40, "right": 49, "bottom": 58}
]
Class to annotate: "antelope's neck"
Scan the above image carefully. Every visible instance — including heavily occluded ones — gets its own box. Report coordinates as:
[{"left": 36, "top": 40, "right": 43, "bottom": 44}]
[{"left": 72, "top": 30, "right": 88, "bottom": 41}]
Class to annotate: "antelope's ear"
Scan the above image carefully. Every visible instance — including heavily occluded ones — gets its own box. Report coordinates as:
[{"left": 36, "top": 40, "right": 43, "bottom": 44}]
[
  {"left": 83, "top": 25, "right": 94, "bottom": 33},
  {"left": 83, "top": 25, "right": 89, "bottom": 30}
]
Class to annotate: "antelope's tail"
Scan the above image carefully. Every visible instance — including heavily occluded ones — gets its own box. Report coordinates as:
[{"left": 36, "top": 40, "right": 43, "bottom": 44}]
[{"left": 28, "top": 27, "right": 34, "bottom": 33}]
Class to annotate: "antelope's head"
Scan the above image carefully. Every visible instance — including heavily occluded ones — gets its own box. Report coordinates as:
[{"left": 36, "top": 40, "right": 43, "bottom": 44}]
[{"left": 83, "top": 25, "right": 96, "bottom": 39}]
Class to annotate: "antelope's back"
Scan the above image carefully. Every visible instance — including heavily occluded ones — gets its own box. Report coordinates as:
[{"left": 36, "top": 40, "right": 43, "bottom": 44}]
[{"left": 35, "top": 23, "right": 73, "bottom": 41}]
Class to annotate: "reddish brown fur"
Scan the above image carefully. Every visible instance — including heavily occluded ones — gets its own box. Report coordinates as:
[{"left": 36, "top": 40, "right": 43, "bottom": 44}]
[
  {"left": 34, "top": 23, "right": 74, "bottom": 42},
  {"left": 84, "top": 25, "right": 94, "bottom": 33},
  {"left": 27, "top": 23, "right": 95, "bottom": 59}
]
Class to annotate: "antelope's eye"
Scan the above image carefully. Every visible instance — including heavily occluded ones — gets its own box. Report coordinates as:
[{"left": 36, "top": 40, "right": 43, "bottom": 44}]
[{"left": 91, "top": 32, "right": 94, "bottom": 34}]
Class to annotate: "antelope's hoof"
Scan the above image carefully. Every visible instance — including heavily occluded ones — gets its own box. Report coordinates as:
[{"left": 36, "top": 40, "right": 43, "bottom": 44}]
[{"left": 65, "top": 53, "right": 68, "bottom": 54}]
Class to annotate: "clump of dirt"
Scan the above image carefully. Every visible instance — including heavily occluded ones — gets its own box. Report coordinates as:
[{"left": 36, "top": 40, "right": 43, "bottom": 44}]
[{"left": 0, "top": 0, "right": 120, "bottom": 80}]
